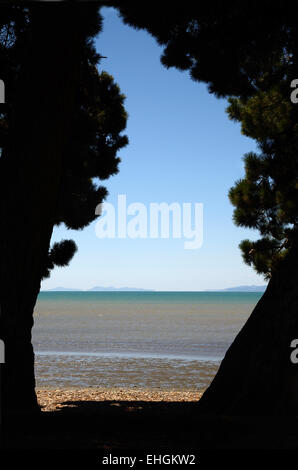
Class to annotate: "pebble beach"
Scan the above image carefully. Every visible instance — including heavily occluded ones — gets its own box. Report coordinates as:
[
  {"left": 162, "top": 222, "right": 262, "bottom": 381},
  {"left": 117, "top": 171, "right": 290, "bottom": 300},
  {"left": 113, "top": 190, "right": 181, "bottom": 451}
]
[{"left": 37, "top": 387, "right": 203, "bottom": 412}]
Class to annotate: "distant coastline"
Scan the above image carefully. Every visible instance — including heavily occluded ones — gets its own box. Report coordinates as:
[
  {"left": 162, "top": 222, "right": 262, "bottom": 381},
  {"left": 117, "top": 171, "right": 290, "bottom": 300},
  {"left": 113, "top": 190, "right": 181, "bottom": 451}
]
[
  {"left": 220, "top": 285, "right": 266, "bottom": 292},
  {"left": 42, "top": 286, "right": 153, "bottom": 292},
  {"left": 41, "top": 284, "right": 267, "bottom": 292}
]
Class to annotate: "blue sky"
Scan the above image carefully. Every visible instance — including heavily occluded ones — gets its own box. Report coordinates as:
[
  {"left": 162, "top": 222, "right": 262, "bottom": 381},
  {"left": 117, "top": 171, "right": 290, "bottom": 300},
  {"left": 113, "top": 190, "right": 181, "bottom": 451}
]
[{"left": 41, "top": 7, "right": 265, "bottom": 291}]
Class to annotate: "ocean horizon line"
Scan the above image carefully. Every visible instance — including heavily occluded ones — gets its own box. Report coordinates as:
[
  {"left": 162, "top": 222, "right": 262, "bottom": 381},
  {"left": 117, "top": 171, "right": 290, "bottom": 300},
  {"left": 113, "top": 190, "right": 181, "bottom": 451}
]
[{"left": 40, "top": 288, "right": 266, "bottom": 293}]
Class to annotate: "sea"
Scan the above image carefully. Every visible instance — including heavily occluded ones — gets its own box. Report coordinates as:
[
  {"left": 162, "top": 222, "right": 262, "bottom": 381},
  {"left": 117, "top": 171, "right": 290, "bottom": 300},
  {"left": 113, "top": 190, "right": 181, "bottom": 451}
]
[{"left": 32, "top": 291, "right": 262, "bottom": 391}]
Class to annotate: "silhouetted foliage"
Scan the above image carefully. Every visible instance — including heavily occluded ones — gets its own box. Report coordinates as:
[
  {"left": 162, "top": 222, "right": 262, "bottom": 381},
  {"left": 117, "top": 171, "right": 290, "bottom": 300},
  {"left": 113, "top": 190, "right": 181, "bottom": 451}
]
[
  {"left": 227, "top": 82, "right": 298, "bottom": 278},
  {"left": 0, "top": 3, "right": 128, "bottom": 280},
  {"left": 0, "top": 2, "right": 130, "bottom": 412},
  {"left": 42, "top": 240, "right": 78, "bottom": 279}
]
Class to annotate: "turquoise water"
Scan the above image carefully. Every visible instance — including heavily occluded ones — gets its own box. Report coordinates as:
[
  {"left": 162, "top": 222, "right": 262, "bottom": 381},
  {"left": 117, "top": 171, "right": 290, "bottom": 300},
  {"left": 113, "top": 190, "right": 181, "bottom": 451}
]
[
  {"left": 33, "top": 291, "right": 262, "bottom": 390},
  {"left": 37, "top": 291, "right": 261, "bottom": 304}
]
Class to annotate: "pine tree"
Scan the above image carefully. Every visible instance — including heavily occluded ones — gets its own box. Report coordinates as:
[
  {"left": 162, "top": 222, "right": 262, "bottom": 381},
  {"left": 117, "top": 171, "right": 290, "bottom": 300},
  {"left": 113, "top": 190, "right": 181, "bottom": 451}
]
[
  {"left": 228, "top": 82, "right": 298, "bottom": 279},
  {"left": 0, "top": 2, "right": 127, "bottom": 411},
  {"left": 111, "top": 0, "right": 298, "bottom": 415}
]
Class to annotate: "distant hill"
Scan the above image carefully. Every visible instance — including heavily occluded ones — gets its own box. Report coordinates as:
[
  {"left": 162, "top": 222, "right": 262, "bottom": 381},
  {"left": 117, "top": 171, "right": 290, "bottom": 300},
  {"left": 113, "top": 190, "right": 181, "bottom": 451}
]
[
  {"left": 42, "top": 285, "right": 266, "bottom": 292},
  {"left": 43, "top": 286, "right": 153, "bottom": 292},
  {"left": 88, "top": 286, "right": 151, "bottom": 292},
  {"left": 222, "top": 285, "right": 267, "bottom": 292}
]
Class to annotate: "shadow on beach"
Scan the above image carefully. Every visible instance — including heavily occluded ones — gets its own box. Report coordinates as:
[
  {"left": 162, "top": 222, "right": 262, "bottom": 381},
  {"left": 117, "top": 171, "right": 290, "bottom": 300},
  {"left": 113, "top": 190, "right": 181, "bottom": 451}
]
[{"left": 4, "top": 398, "right": 298, "bottom": 450}]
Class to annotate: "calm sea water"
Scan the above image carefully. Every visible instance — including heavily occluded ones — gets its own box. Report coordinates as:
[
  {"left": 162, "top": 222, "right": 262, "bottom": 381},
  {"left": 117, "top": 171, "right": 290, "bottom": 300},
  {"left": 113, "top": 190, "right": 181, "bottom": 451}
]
[{"left": 32, "top": 291, "right": 262, "bottom": 390}]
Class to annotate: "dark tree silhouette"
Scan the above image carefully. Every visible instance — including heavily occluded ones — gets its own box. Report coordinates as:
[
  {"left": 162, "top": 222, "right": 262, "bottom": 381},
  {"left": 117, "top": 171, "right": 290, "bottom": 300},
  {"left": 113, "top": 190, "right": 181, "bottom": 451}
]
[
  {"left": 0, "top": 2, "right": 127, "bottom": 412},
  {"left": 110, "top": 0, "right": 298, "bottom": 414},
  {"left": 228, "top": 82, "right": 298, "bottom": 278},
  {"left": 1, "top": 0, "right": 297, "bottom": 417}
]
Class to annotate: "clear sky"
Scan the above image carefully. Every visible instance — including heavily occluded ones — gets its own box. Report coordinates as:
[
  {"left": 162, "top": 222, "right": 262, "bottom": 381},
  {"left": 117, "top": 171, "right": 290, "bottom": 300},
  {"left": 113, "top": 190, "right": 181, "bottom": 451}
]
[{"left": 41, "top": 7, "right": 265, "bottom": 291}]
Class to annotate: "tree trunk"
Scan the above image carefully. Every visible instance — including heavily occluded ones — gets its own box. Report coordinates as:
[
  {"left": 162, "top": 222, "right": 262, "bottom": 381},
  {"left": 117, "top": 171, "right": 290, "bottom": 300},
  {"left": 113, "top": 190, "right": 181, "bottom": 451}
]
[
  {"left": 197, "top": 239, "right": 298, "bottom": 416},
  {"left": 0, "top": 4, "right": 89, "bottom": 413}
]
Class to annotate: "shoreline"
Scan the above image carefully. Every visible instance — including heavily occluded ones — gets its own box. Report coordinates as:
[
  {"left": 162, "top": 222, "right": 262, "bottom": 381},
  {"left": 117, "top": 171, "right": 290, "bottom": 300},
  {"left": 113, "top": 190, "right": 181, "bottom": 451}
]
[{"left": 36, "top": 387, "right": 204, "bottom": 412}]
